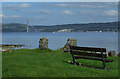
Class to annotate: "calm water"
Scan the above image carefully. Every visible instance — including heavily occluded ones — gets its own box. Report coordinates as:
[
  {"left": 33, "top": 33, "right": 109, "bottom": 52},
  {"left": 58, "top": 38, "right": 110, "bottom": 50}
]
[{"left": 2, "top": 32, "right": 118, "bottom": 53}]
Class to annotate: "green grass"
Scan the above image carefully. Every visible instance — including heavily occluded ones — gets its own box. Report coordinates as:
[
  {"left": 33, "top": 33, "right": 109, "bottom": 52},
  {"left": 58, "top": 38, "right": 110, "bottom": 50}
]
[{"left": 2, "top": 48, "right": 119, "bottom": 77}]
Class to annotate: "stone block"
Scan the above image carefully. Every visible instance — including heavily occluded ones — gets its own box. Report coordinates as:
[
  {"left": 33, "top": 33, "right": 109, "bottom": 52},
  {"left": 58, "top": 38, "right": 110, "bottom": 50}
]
[
  {"left": 108, "top": 50, "right": 117, "bottom": 57},
  {"left": 63, "top": 39, "right": 77, "bottom": 52},
  {"left": 39, "top": 37, "right": 48, "bottom": 50}
]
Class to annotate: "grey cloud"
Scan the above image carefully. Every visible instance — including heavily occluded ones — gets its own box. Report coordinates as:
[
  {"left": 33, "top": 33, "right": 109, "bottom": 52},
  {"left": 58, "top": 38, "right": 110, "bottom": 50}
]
[
  {"left": 104, "top": 10, "right": 118, "bottom": 16},
  {"left": 62, "top": 10, "right": 73, "bottom": 15},
  {"left": 4, "top": 3, "right": 31, "bottom": 11},
  {"left": 35, "top": 9, "right": 51, "bottom": 14},
  {"left": 54, "top": 2, "right": 117, "bottom": 9}
]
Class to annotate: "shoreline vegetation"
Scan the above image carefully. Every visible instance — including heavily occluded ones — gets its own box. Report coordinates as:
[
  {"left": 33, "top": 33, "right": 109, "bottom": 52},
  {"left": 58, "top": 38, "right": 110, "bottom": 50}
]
[
  {"left": 1, "top": 31, "right": 118, "bottom": 33},
  {"left": 2, "top": 21, "right": 118, "bottom": 32},
  {"left": 0, "top": 44, "right": 24, "bottom": 52},
  {"left": 2, "top": 48, "right": 119, "bottom": 77}
]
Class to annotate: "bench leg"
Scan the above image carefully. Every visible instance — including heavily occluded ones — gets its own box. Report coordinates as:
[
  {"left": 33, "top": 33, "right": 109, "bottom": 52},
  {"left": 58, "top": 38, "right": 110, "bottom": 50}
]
[
  {"left": 101, "top": 49, "right": 106, "bottom": 70},
  {"left": 73, "top": 57, "right": 76, "bottom": 65},
  {"left": 102, "top": 60, "right": 106, "bottom": 70}
]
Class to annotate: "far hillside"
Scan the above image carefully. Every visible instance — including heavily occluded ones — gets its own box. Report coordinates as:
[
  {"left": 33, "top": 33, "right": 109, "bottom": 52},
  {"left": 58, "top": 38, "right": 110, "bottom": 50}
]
[{"left": 2, "top": 22, "right": 118, "bottom": 32}]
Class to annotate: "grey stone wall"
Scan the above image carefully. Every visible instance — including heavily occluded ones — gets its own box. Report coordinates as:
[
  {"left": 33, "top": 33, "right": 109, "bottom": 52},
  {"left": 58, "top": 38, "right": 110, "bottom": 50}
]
[
  {"left": 39, "top": 37, "right": 48, "bottom": 50},
  {"left": 63, "top": 39, "right": 77, "bottom": 52},
  {"left": 108, "top": 50, "right": 117, "bottom": 57}
]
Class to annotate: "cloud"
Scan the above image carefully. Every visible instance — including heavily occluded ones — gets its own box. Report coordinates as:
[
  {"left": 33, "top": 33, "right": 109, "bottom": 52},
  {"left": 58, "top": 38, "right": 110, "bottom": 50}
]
[
  {"left": 63, "top": 10, "right": 73, "bottom": 15},
  {"left": 35, "top": 9, "right": 51, "bottom": 14},
  {"left": 78, "top": 5, "right": 105, "bottom": 8},
  {"left": 55, "top": 3, "right": 117, "bottom": 9},
  {"left": 104, "top": 10, "right": 117, "bottom": 16},
  {"left": 4, "top": 3, "right": 31, "bottom": 10},
  {"left": 20, "top": 3, "right": 31, "bottom": 8},
  {"left": 0, "top": 14, "right": 21, "bottom": 18},
  {"left": 10, "top": 15, "right": 20, "bottom": 18},
  {"left": 0, "top": 14, "right": 8, "bottom": 18},
  {"left": 34, "top": 16, "right": 43, "bottom": 19},
  {"left": 39, "top": 10, "right": 51, "bottom": 14},
  {"left": 78, "top": 3, "right": 117, "bottom": 8},
  {"left": 55, "top": 4, "right": 69, "bottom": 7},
  {"left": 0, "top": 14, "right": 4, "bottom": 17}
]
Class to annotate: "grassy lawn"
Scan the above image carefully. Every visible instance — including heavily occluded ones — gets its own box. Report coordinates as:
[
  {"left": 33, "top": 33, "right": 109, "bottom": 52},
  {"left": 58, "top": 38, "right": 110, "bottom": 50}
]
[{"left": 2, "top": 48, "right": 118, "bottom": 77}]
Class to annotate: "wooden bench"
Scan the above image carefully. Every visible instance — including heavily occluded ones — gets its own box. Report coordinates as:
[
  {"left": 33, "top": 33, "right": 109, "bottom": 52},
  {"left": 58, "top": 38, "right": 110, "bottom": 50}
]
[{"left": 69, "top": 46, "right": 115, "bottom": 70}]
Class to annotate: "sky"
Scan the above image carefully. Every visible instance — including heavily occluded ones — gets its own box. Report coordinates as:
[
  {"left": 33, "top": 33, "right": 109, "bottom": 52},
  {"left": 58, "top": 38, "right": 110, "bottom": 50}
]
[
  {"left": 1, "top": 2, "right": 118, "bottom": 25},
  {"left": 2, "top": 0, "right": 120, "bottom": 2}
]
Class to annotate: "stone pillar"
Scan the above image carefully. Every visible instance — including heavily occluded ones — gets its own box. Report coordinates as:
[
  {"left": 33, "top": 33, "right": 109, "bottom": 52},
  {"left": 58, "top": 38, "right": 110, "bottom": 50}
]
[
  {"left": 39, "top": 37, "right": 48, "bottom": 50},
  {"left": 63, "top": 39, "right": 77, "bottom": 52},
  {"left": 118, "top": 53, "right": 120, "bottom": 57},
  {"left": 108, "top": 50, "right": 117, "bottom": 57}
]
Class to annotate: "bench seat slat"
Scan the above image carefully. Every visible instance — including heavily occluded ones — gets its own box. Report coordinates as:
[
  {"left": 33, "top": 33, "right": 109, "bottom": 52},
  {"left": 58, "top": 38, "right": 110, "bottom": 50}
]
[
  {"left": 74, "top": 56, "right": 114, "bottom": 62},
  {"left": 70, "top": 46, "right": 106, "bottom": 52},
  {"left": 72, "top": 51, "right": 108, "bottom": 58}
]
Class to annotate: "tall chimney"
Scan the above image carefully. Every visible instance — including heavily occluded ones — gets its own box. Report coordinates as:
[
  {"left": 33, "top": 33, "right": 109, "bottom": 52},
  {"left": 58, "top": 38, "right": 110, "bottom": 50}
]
[{"left": 27, "top": 17, "right": 29, "bottom": 32}]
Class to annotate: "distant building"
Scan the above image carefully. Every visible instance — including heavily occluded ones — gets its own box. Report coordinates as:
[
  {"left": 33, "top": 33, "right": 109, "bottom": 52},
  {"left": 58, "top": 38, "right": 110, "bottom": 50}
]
[{"left": 58, "top": 29, "right": 74, "bottom": 32}]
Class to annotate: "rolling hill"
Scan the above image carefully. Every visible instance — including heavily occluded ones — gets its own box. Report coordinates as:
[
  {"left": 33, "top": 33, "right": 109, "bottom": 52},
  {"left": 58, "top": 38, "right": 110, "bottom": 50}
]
[{"left": 2, "top": 21, "right": 118, "bottom": 32}]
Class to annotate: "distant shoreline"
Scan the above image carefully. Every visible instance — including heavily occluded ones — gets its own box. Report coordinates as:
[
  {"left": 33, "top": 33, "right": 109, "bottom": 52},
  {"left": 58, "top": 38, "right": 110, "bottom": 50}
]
[
  {"left": 2, "top": 21, "right": 118, "bottom": 32},
  {"left": 1, "top": 31, "right": 118, "bottom": 33}
]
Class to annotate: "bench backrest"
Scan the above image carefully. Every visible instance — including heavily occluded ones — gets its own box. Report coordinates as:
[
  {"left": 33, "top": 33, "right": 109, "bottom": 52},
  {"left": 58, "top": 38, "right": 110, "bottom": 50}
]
[{"left": 70, "top": 46, "right": 108, "bottom": 58}]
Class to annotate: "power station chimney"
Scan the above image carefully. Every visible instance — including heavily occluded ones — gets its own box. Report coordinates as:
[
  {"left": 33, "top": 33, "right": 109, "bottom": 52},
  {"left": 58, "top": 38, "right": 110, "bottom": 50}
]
[{"left": 27, "top": 17, "right": 29, "bottom": 32}]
